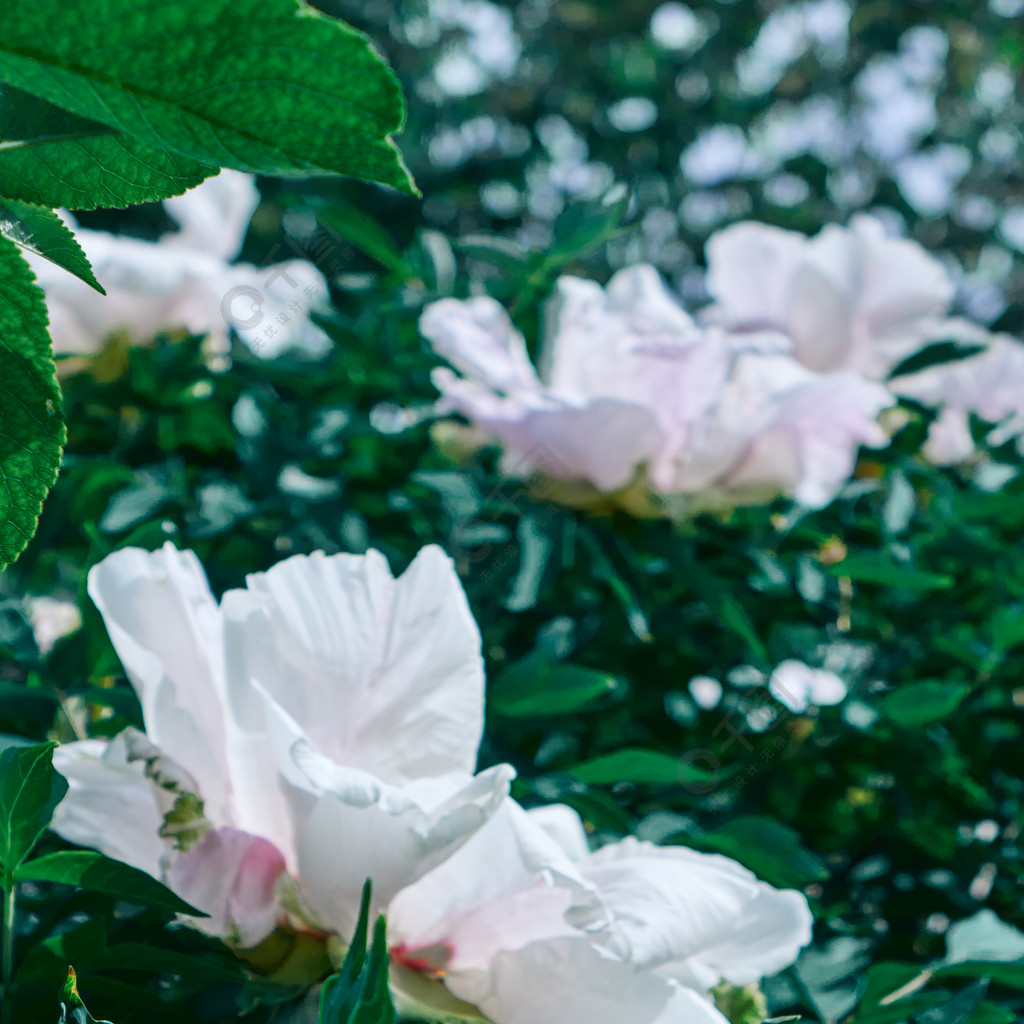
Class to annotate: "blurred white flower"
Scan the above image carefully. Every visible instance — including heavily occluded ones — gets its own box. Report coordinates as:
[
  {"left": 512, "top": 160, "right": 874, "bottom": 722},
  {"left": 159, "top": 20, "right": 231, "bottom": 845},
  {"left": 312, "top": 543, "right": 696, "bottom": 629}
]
[
  {"left": 688, "top": 675, "right": 723, "bottom": 711},
  {"left": 27, "top": 595, "right": 81, "bottom": 655},
  {"left": 892, "top": 333, "right": 1024, "bottom": 463},
  {"left": 386, "top": 803, "right": 813, "bottom": 1024},
  {"left": 422, "top": 264, "right": 893, "bottom": 511},
  {"left": 769, "top": 660, "right": 847, "bottom": 713},
  {"left": 52, "top": 542, "right": 511, "bottom": 948},
  {"left": 704, "top": 215, "right": 955, "bottom": 377},
  {"left": 28, "top": 170, "right": 332, "bottom": 361}
]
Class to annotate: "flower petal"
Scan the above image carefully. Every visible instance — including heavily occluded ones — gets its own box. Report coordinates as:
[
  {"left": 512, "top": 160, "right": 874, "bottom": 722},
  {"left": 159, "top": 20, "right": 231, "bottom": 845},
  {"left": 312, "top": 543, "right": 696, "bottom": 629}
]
[
  {"left": 166, "top": 826, "right": 287, "bottom": 947},
  {"left": 51, "top": 735, "right": 166, "bottom": 877},
  {"left": 222, "top": 545, "right": 486, "bottom": 783},
  {"left": 87, "top": 543, "right": 230, "bottom": 820}
]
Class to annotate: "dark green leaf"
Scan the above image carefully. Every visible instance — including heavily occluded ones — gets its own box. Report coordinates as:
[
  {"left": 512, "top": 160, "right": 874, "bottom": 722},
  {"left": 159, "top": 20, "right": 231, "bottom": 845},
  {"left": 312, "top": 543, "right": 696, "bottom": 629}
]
[
  {"left": 0, "top": 199, "right": 103, "bottom": 292},
  {"left": 0, "top": 740, "right": 67, "bottom": 876},
  {"left": 489, "top": 649, "right": 622, "bottom": 717},
  {"left": 877, "top": 683, "right": 969, "bottom": 727},
  {"left": 567, "top": 748, "right": 717, "bottom": 787},
  {"left": 888, "top": 340, "right": 987, "bottom": 380},
  {"left": 688, "top": 816, "right": 829, "bottom": 889},
  {"left": 0, "top": 86, "right": 214, "bottom": 210},
  {"left": 317, "top": 202, "right": 413, "bottom": 277},
  {"left": 0, "top": 234, "right": 65, "bottom": 568},
  {"left": 0, "top": 0, "right": 416, "bottom": 193},
  {"left": 827, "top": 552, "right": 954, "bottom": 592},
  {"left": 15, "top": 850, "right": 206, "bottom": 917}
]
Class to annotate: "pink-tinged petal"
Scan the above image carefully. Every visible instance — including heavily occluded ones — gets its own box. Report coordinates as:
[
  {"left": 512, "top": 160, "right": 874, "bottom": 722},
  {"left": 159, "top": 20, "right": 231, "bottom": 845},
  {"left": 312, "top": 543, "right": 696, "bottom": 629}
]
[
  {"left": 387, "top": 801, "right": 605, "bottom": 973},
  {"left": 923, "top": 408, "right": 976, "bottom": 465},
  {"left": 51, "top": 736, "right": 165, "bottom": 877},
  {"left": 720, "top": 358, "right": 893, "bottom": 509},
  {"left": 445, "top": 938, "right": 728, "bottom": 1024},
  {"left": 222, "top": 545, "right": 486, "bottom": 784},
  {"left": 167, "top": 827, "right": 287, "bottom": 948},
  {"left": 163, "top": 171, "right": 260, "bottom": 261},
  {"left": 705, "top": 222, "right": 809, "bottom": 332},
  {"left": 86, "top": 544, "right": 230, "bottom": 820},
  {"left": 581, "top": 838, "right": 762, "bottom": 969},
  {"left": 432, "top": 374, "right": 665, "bottom": 493},
  {"left": 848, "top": 215, "right": 954, "bottom": 336},
  {"left": 421, "top": 297, "right": 541, "bottom": 394},
  {"left": 691, "top": 884, "right": 813, "bottom": 987}
]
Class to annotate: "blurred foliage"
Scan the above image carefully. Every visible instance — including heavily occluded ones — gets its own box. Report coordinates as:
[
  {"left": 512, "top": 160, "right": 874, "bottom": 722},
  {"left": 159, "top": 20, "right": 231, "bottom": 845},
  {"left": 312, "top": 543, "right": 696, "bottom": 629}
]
[{"left": 2, "top": 0, "right": 1024, "bottom": 1022}]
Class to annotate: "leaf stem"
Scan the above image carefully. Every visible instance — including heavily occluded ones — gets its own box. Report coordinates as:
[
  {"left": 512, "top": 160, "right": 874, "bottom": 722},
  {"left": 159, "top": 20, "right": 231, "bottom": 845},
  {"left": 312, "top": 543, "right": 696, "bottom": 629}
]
[{"left": 1, "top": 876, "right": 15, "bottom": 1024}]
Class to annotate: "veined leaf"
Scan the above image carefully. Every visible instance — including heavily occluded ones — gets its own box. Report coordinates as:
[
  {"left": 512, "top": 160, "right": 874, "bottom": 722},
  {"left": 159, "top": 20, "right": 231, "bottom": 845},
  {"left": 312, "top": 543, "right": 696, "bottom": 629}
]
[
  {"left": 0, "top": 740, "right": 67, "bottom": 877},
  {"left": 0, "top": 0, "right": 416, "bottom": 194},
  {"left": 0, "top": 198, "right": 103, "bottom": 292},
  {"left": 0, "top": 86, "right": 214, "bottom": 210},
  {"left": 15, "top": 850, "right": 207, "bottom": 916},
  {"left": 0, "top": 235, "right": 64, "bottom": 568}
]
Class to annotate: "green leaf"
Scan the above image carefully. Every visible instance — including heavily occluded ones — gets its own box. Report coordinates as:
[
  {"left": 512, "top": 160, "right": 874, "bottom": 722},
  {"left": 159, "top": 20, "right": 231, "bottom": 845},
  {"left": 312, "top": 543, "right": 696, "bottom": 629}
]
[
  {"left": 0, "top": 198, "right": 103, "bottom": 292},
  {"left": 567, "top": 748, "right": 717, "bottom": 788},
  {"left": 914, "top": 979, "right": 988, "bottom": 1024},
  {"left": 0, "top": 740, "right": 67, "bottom": 876},
  {"left": 59, "top": 967, "right": 114, "bottom": 1024},
  {"left": 936, "top": 962, "right": 1024, "bottom": 990},
  {"left": 0, "top": 0, "right": 416, "bottom": 194},
  {"left": 888, "top": 340, "right": 987, "bottom": 380},
  {"left": 15, "top": 850, "right": 206, "bottom": 917},
  {"left": 826, "top": 553, "right": 953, "bottom": 592},
  {"left": 688, "top": 816, "right": 829, "bottom": 890},
  {"left": 319, "top": 880, "right": 398, "bottom": 1024},
  {"left": 877, "top": 683, "right": 969, "bottom": 727},
  {"left": 0, "top": 235, "right": 65, "bottom": 568},
  {"left": 489, "top": 650, "right": 622, "bottom": 717},
  {"left": 317, "top": 202, "right": 414, "bottom": 277},
  {"left": 0, "top": 86, "right": 214, "bottom": 210}
]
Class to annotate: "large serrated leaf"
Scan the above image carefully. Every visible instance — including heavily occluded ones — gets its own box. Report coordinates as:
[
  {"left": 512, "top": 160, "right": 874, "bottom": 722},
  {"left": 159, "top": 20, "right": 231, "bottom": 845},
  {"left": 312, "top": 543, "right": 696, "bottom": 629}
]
[
  {"left": 0, "top": 0, "right": 416, "bottom": 194},
  {"left": 0, "top": 740, "right": 67, "bottom": 876},
  {"left": 0, "top": 235, "right": 65, "bottom": 569},
  {"left": 0, "top": 86, "right": 214, "bottom": 211},
  {"left": 0, "top": 199, "right": 103, "bottom": 292}
]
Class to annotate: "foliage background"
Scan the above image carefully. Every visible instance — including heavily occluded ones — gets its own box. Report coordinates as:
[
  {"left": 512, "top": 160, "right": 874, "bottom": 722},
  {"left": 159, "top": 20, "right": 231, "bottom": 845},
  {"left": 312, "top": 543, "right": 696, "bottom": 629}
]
[{"left": 1, "top": 0, "right": 1023, "bottom": 1021}]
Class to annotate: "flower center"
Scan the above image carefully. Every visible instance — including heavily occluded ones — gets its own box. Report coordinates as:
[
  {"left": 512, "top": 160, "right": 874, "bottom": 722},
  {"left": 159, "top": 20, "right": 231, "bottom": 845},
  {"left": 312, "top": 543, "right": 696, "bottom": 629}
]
[{"left": 389, "top": 941, "right": 454, "bottom": 979}]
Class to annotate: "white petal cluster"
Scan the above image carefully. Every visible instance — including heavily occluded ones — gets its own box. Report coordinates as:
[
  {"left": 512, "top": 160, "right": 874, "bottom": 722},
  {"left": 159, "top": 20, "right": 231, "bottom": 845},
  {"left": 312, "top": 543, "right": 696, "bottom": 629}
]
[{"left": 53, "top": 543, "right": 811, "bottom": 1023}]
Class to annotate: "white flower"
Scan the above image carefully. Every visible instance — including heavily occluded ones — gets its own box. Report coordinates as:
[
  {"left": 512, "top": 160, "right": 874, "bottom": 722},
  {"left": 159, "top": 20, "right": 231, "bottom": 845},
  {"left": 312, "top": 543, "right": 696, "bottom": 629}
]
[
  {"left": 26, "top": 595, "right": 81, "bottom": 655},
  {"left": 704, "top": 215, "right": 955, "bottom": 377},
  {"left": 422, "top": 265, "right": 893, "bottom": 511},
  {"left": 769, "top": 660, "right": 847, "bottom": 713},
  {"left": 385, "top": 802, "right": 813, "bottom": 1024},
  {"left": 891, "top": 333, "right": 1024, "bottom": 463},
  {"left": 52, "top": 542, "right": 512, "bottom": 948},
  {"left": 27, "top": 171, "right": 332, "bottom": 360}
]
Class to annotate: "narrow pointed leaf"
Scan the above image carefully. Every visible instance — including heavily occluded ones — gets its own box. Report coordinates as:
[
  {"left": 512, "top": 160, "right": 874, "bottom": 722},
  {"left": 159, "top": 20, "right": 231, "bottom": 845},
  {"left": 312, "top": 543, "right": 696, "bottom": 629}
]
[
  {"left": 0, "top": 740, "right": 67, "bottom": 875},
  {"left": 0, "top": 199, "right": 103, "bottom": 292},
  {"left": 0, "top": 0, "right": 416, "bottom": 194},
  {"left": 15, "top": 850, "right": 207, "bottom": 916},
  {"left": 0, "top": 235, "right": 64, "bottom": 568},
  {"left": 59, "top": 967, "right": 114, "bottom": 1024}
]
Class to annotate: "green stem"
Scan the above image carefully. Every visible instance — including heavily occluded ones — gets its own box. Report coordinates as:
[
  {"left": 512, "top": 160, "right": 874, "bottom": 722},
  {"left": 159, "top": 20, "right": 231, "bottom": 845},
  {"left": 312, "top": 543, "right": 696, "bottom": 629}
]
[{"left": 2, "top": 877, "right": 15, "bottom": 1024}]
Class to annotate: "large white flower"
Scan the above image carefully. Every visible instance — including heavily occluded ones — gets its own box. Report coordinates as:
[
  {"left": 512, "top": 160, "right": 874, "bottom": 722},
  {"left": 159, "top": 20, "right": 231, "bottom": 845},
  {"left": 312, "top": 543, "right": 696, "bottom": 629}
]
[
  {"left": 27, "top": 170, "right": 331, "bottom": 360},
  {"left": 704, "top": 215, "right": 955, "bottom": 378},
  {"left": 385, "top": 802, "right": 813, "bottom": 1024},
  {"left": 422, "top": 264, "right": 893, "bottom": 510},
  {"left": 52, "top": 542, "right": 512, "bottom": 948}
]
